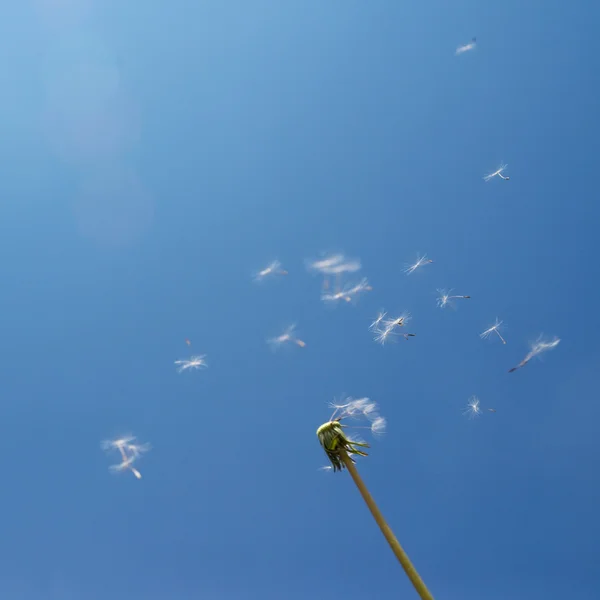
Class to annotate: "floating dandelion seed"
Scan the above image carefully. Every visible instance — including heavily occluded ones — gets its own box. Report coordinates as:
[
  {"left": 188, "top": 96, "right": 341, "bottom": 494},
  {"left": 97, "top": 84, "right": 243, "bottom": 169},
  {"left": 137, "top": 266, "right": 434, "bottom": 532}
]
[
  {"left": 463, "top": 396, "right": 481, "bottom": 419},
  {"left": 185, "top": 338, "right": 191, "bottom": 346},
  {"left": 483, "top": 163, "right": 510, "bottom": 182},
  {"left": 306, "top": 253, "right": 361, "bottom": 276},
  {"left": 307, "top": 253, "right": 364, "bottom": 297},
  {"left": 462, "top": 396, "right": 496, "bottom": 420},
  {"left": 321, "top": 277, "right": 372, "bottom": 305},
  {"left": 480, "top": 318, "right": 507, "bottom": 345},
  {"left": 316, "top": 399, "right": 434, "bottom": 600},
  {"left": 254, "top": 260, "right": 288, "bottom": 282},
  {"left": 267, "top": 324, "right": 306, "bottom": 349},
  {"left": 371, "top": 311, "right": 415, "bottom": 344},
  {"left": 509, "top": 335, "right": 561, "bottom": 373},
  {"left": 456, "top": 36, "right": 477, "bottom": 55},
  {"left": 437, "top": 289, "right": 471, "bottom": 309},
  {"left": 369, "top": 311, "right": 387, "bottom": 332},
  {"left": 102, "top": 435, "right": 150, "bottom": 480},
  {"left": 456, "top": 37, "right": 477, "bottom": 55},
  {"left": 175, "top": 355, "right": 208, "bottom": 373},
  {"left": 404, "top": 254, "right": 433, "bottom": 275}
]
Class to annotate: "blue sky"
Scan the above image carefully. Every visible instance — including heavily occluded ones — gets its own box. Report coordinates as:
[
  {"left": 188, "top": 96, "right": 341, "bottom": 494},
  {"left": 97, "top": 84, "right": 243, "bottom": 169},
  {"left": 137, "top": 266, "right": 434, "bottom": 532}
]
[{"left": 1, "top": 1, "right": 599, "bottom": 598}]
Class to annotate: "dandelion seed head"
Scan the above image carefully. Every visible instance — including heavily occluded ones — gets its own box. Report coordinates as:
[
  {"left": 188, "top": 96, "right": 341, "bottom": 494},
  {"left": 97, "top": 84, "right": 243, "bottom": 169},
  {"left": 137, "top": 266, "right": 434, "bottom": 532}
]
[{"left": 318, "top": 397, "right": 384, "bottom": 471}]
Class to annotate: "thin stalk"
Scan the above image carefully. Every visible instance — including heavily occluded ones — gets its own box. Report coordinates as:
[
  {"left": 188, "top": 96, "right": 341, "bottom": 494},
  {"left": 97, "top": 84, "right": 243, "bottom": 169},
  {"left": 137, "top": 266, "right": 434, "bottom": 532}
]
[{"left": 340, "top": 450, "right": 434, "bottom": 600}]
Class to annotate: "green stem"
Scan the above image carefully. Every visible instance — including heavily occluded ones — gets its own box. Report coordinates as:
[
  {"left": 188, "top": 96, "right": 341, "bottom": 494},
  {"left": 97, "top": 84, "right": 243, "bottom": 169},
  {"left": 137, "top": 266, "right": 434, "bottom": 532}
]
[{"left": 340, "top": 450, "right": 434, "bottom": 600}]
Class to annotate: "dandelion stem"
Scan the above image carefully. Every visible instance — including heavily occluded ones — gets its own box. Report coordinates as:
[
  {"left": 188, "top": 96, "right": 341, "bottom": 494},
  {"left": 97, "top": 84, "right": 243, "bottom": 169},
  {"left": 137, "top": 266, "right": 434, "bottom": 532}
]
[{"left": 340, "top": 450, "right": 434, "bottom": 600}]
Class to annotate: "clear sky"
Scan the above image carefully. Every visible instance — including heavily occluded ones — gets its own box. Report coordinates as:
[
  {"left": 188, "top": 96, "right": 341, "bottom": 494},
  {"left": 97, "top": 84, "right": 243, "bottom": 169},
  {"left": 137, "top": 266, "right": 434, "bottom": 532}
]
[{"left": 1, "top": 1, "right": 599, "bottom": 599}]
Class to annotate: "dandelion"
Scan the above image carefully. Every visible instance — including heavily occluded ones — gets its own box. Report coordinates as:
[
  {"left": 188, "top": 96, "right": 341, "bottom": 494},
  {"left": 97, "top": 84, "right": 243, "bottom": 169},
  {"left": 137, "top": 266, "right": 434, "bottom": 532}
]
[
  {"left": 175, "top": 355, "right": 208, "bottom": 373},
  {"left": 102, "top": 435, "right": 150, "bottom": 480},
  {"left": 318, "top": 397, "right": 382, "bottom": 472},
  {"left": 437, "top": 289, "right": 471, "bottom": 309},
  {"left": 483, "top": 163, "right": 510, "bottom": 182},
  {"left": 254, "top": 260, "right": 288, "bottom": 282},
  {"left": 462, "top": 396, "right": 496, "bottom": 420},
  {"left": 321, "top": 277, "right": 372, "bottom": 305},
  {"left": 316, "top": 399, "right": 434, "bottom": 600},
  {"left": 480, "top": 318, "right": 507, "bottom": 345},
  {"left": 456, "top": 36, "right": 476, "bottom": 55},
  {"left": 404, "top": 254, "right": 433, "bottom": 275},
  {"left": 509, "top": 335, "right": 561, "bottom": 373},
  {"left": 372, "top": 312, "right": 415, "bottom": 344},
  {"left": 267, "top": 324, "right": 306, "bottom": 349}
]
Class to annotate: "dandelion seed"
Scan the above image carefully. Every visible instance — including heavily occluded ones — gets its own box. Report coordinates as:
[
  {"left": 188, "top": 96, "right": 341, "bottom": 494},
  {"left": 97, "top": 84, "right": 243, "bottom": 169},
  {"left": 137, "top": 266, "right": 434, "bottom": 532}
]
[
  {"left": 307, "top": 253, "right": 364, "bottom": 297},
  {"left": 254, "top": 260, "right": 288, "bottom": 282},
  {"left": 480, "top": 318, "right": 507, "bottom": 345},
  {"left": 404, "top": 254, "right": 433, "bottom": 275},
  {"left": 371, "top": 416, "right": 387, "bottom": 435},
  {"left": 369, "top": 311, "right": 387, "bottom": 332},
  {"left": 483, "top": 163, "right": 510, "bottom": 182},
  {"left": 175, "top": 355, "right": 208, "bottom": 373},
  {"left": 102, "top": 435, "right": 150, "bottom": 480},
  {"left": 185, "top": 338, "right": 192, "bottom": 346},
  {"left": 321, "top": 277, "right": 372, "bottom": 305},
  {"left": 306, "top": 253, "right": 361, "bottom": 276},
  {"left": 267, "top": 324, "right": 306, "bottom": 349},
  {"left": 456, "top": 36, "right": 476, "bottom": 55},
  {"left": 372, "top": 312, "right": 414, "bottom": 344},
  {"left": 462, "top": 396, "right": 495, "bottom": 420},
  {"left": 320, "top": 259, "right": 362, "bottom": 277},
  {"left": 437, "top": 289, "right": 471, "bottom": 309},
  {"left": 101, "top": 435, "right": 136, "bottom": 451},
  {"left": 509, "top": 335, "right": 561, "bottom": 373},
  {"left": 463, "top": 396, "right": 482, "bottom": 419}
]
